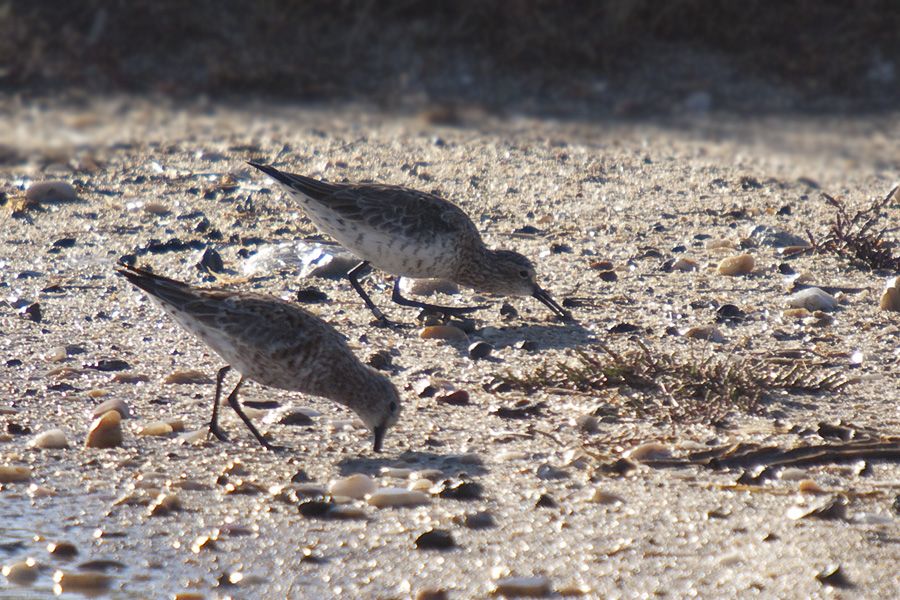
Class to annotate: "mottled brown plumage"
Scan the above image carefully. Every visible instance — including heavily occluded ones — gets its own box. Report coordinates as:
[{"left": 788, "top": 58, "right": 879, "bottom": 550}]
[
  {"left": 249, "top": 162, "right": 570, "bottom": 322},
  {"left": 116, "top": 263, "right": 401, "bottom": 451}
]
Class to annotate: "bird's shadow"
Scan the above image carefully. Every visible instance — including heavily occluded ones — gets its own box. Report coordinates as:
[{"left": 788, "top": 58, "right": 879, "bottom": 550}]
[
  {"left": 487, "top": 320, "right": 595, "bottom": 351},
  {"left": 336, "top": 450, "right": 489, "bottom": 477}
]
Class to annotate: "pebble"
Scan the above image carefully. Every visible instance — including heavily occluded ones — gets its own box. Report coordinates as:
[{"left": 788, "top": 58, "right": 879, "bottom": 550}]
[
  {"left": 436, "top": 479, "right": 483, "bottom": 500},
  {"left": 367, "top": 487, "right": 430, "bottom": 508},
  {"left": 174, "top": 594, "right": 206, "bottom": 600},
  {"left": 779, "top": 467, "right": 808, "bottom": 481},
  {"left": 47, "top": 541, "right": 78, "bottom": 558},
  {"left": 671, "top": 258, "right": 698, "bottom": 272},
  {"left": 590, "top": 489, "right": 625, "bottom": 505},
  {"left": 0, "top": 465, "right": 31, "bottom": 483},
  {"left": 26, "top": 181, "right": 78, "bottom": 204},
  {"left": 85, "top": 410, "right": 123, "bottom": 448},
  {"left": 143, "top": 201, "right": 170, "bottom": 215},
  {"left": 624, "top": 442, "right": 671, "bottom": 462},
  {"left": 165, "top": 369, "right": 213, "bottom": 384},
  {"left": 53, "top": 570, "right": 112, "bottom": 595},
  {"left": 148, "top": 493, "right": 183, "bottom": 517},
  {"left": 420, "top": 325, "right": 468, "bottom": 342},
  {"left": 787, "top": 287, "right": 838, "bottom": 312},
  {"left": 575, "top": 414, "right": 598, "bottom": 433},
  {"left": 408, "top": 479, "right": 433, "bottom": 492},
  {"left": 468, "top": 341, "right": 493, "bottom": 360},
  {"left": 436, "top": 389, "right": 470, "bottom": 406},
  {"left": 705, "top": 238, "right": 735, "bottom": 250},
  {"left": 138, "top": 421, "right": 175, "bottom": 436},
  {"left": 462, "top": 510, "right": 496, "bottom": 529},
  {"left": 415, "top": 529, "right": 456, "bottom": 550},
  {"left": 2, "top": 558, "right": 39, "bottom": 585},
  {"left": 798, "top": 479, "right": 826, "bottom": 494},
  {"left": 717, "top": 254, "right": 755, "bottom": 276},
  {"left": 880, "top": 286, "right": 900, "bottom": 312},
  {"left": 329, "top": 474, "right": 377, "bottom": 499},
  {"left": 683, "top": 325, "right": 726, "bottom": 343},
  {"left": 31, "top": 429, "right": 69, "bottom": 449},
  {"left": 492, "top": 576, "right": 552, "bottom": 597},
  {"left": 400, "top": 278, "right": 460, "bottom": 296},
  {"left": 93, "top": 398, "right": 131, "bottom": 419},
  {"left": 746, "top": 225, "right": 808, "bottom": 248}
]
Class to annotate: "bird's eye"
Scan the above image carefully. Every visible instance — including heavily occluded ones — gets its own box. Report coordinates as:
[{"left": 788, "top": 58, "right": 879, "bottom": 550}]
[
  {"left": 389, "top": 401, "right": 398, "bottom": 413},
  {"left": 518, "top": 270, "right": 530, "bottom": 278}
]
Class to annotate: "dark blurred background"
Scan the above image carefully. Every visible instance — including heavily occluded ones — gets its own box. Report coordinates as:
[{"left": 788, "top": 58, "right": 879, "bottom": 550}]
[{"left": 2, "top": 0, "right": 899, "bottom": 115}]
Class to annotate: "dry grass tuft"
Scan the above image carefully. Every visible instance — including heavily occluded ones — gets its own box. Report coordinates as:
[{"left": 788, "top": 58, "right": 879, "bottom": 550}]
[
  {"left": 501, "top": 341, "right": 852, "bottom": 424},
  {"left": 807, "top": 186, "right": 900, "bottom": 272}
]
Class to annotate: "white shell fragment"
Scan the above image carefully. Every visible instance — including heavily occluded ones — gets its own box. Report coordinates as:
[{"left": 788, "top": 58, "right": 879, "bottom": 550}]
[
  {"left": 31, "top": 429, "right": 69, "bottom": 449},
  {"left": 787, "top": 287, "right": 838, "bottom": 312},
  {"left": 328, "top": 474, "right": 377, "bottom": 499}
]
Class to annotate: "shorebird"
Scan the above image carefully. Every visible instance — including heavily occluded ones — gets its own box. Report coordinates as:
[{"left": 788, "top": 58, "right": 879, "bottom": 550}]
[
  {"left": 248, "top": 162, "right": 571, "bottom": 324},
  {"left": 116, "top": 262, "right": 401, "bottom": 452}
]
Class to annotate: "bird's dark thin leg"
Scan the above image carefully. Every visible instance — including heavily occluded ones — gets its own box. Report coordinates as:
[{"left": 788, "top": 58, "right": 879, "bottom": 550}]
[
  {"left": 225, "top": 377, "right": 275, "bottom": 450},
  {"left": 390, "top": 278, "right": 489, "bottom": 318},
  {"left": 208, "top": 366, "right": 231, "bottom": 442},
  {"left": 347, "top": 261, "right": 395, "bottom": 326}
]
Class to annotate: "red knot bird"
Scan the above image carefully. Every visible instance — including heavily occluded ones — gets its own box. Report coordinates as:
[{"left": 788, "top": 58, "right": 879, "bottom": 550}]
[
  {"left": 116, "top": 262, "right": 401, "bottom": 452},
  {"left": 248, "top": 162, "right": 571, "bottom": 324}
]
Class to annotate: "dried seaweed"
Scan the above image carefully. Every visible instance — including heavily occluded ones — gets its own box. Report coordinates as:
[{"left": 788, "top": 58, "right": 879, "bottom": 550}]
[
  {"left": 807, "top": 186, "right": 900, "bottom": 271},
  {"left": 500, "top": 341, "right": 852, "bottom": 424}
]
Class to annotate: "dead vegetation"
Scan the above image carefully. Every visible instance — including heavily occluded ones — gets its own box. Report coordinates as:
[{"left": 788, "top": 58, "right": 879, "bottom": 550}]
[
  {"left": 500, "top": 341, "right": 852, "bottom": 424},
  {"left": 807, "top": 186, "right": 900, "bottom": 272}
]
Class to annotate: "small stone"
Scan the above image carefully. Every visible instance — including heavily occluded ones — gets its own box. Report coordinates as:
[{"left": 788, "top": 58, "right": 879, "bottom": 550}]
[
  {"left": 296, "top": 287, "right": 329, "bottom": 303},
  {"left": 597, "top": 270, "right": 618, "bottom": 282},
  {"left": 468, "top": 341, "right": 493, "bottom": 360},
  {"left": 436, "top": 479, "right": 483, "bottom": 501},
  {"left": 798, "top": 479, "right": 826, "bottom": 494},
  {"left": 165, "top": 369, "right": 213, "bottom": 384},
  {"left": 492, "top": 576, "right": 552, "bottom": 597},
  {"left": 782, "top": 308, "right": 810, "bottom": 318},
  {"left": 717, "top": 254, "right": 755, "bottom": 276},
  {"left": 174, "top": 594, "right": 206, "bottom": 600},
  {"left": 53, "top": 570, "right": 113, "bottom": 595},
  {"left": 2, "top": 558, "right": 39, "bottom": 585},
  {"left": 0, "top": 465, "right": 31, "bottom": 483},
  {"left": 147, "top": 493, "right": 183, "bottom": 517},
  {"left": 196, "top": 247, "right": 224, "bottom": 273},
  {"left": 381, "top": 467, "right": 413, "bottom": 478},
  {"left": 138, "top": 421, "right": 174, "bottom": 436},
  {"left": 415, "top": 529, "right": 456, "bottom": 550},
  {"left": 816, "top": 565, "right": 854, "bottom": 589},
  {"left": 31, "top": 429, "right": 69, "bottom": 449},
  {"left": 367, "top": 487, "right": 430, "bottom": 508},
  {"left": 298, "top": 498, "right": 335, "bottom": 518},
  {"left": 93, "top": 398, "right": 131, "bottom": 419},
  {"left": 462, "top": 510, "right": 496, "bottom": 529},
  {"left": 671, "top": 258, "right": 698, "bottom": 272},
  {"left": 705, "top": 238, "right": 735, "bottom": 250},
  {"left": 880, "top": 286, "right": 900, "bottom": 312},
  {"left": 436, "top": 389, "right": 470, "bottom": 406},
  {"left": 277, "top": 410, "right": 315, "bottom": 426},
  {"left": 144, "top": 201, "right": 170, "bottom": 215},
  {"left": 329, "top": 474, "right": 377, "bottom": 499},
  {"left": 683, "top": 325, "right": 726, "bottom": 343},
  {"left": 624, "top": 442, "right": 671, "bottom": 462},
  {"left": 779, "top": 468, "right": 808, "bottom": 481},
  {"left": 111, "top": 373, "right": 149, "bottom": 384},
  {"left": 535, "top": 493, "right": 557, "bottom": 508},
  {"left": 85, "top": 410, "right": 123, "bottom": 448},
  {"left": 26, "top": 181, "right": 78, "bottom": 204},
  {"left": 575, "top": 414, "right": 598, "bottom": 433},
  {"left": 47, "top": 541, "right": 78, "bottom": 558},
  {"left": 746, "top": 225, "right": 808, "bottom": 248},
  {"left": 590, "top": 489, "right": 625, "bottom": 505},
  {"left": 787, "top": 287, "right": 838, "bottom": 312},
  {"left": 86, "top": 359, "right": 130, "bottom": 372},
  {"left": 419, "top": 325, "right": 468, "bottom": 342}
]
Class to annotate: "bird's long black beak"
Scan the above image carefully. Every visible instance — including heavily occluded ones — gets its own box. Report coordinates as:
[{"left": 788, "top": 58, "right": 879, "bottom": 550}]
[
  {"left": 372, "top": 423, "right": 387, "bottom": 453},
  {"left": 532, "top": 286, "right": 572, "bottom": 320}
]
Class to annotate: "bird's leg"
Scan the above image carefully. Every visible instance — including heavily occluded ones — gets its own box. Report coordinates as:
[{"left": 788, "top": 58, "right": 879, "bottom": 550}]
[
  {"left": 346, "top": 261, "right": 397, "bottom": 327},
  {"left": 225, "top": 377, "right": 276, "bottom": 450},
  {"left": 390, "top": 278, "right": 489, "bottom": 318},
  {"left": 208, "top": 366, "right": 230, "bottom": 442}
]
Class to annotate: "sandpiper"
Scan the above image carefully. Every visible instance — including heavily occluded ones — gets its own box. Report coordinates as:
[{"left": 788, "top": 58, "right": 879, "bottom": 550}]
[
  {"left": 248, "top": 162, "right": 571, "bottom": 324},
  {"left": 116, "top": 262, "right": 401, "bottom": 452}
]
